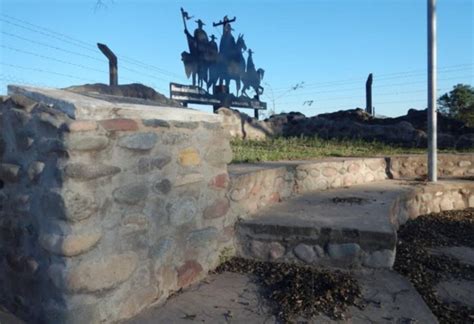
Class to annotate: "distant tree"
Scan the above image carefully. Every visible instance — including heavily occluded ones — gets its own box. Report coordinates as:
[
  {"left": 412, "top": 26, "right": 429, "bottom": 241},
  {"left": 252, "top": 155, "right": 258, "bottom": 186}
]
[{"left": 438, "top": 84, "right": 474, "bottom": 126}]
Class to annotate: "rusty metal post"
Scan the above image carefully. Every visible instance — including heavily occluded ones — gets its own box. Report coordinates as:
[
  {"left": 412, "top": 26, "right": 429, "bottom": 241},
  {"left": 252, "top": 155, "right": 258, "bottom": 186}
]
[
  {"left": 365, "top": 73, "right": 373, "bottom": 116},
  {"left": 97, "top": 43, "right": 118, "bottom": 86}
]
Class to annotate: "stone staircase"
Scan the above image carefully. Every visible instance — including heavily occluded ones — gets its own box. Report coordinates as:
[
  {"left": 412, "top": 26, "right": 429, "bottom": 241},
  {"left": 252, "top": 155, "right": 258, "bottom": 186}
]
[
  {"left": 232, "top": 175, "right": 474, "bottom": 269},
  {"left": 235, "top": 180, "right": 412, "bottom": 268}
]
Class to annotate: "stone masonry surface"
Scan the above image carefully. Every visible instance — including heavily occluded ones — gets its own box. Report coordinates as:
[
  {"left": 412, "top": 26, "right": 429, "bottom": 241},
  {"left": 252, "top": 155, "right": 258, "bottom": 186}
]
[{"left": 0, "top": 87, "right": 231, "bottom": 323}]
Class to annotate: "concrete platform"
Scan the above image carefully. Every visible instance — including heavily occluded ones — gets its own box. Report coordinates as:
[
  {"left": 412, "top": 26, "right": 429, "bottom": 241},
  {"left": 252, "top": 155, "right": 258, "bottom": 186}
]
[
  {"left": 236, "top": 181, "right": 414, "bottom": 268},
  {"left": 8, "top": 85, "right": 221, "bottom": 122},
  {"left": 128, "top": 270, "right": 438, "bottom": 324},
  {"left": 228, "top": 159, "right": 369, "bottom": 176}
]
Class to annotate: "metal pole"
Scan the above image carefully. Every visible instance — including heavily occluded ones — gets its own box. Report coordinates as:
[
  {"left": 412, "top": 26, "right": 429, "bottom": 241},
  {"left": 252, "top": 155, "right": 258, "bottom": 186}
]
[
  {"left": 97, "top": 43, "right": 118, "bottom": 86},
  {"left": 428, "top": 0, "right": 437, "bottom": 182},
  {"left": 365, "top": 73, "right": 373, "bottom": 116}
]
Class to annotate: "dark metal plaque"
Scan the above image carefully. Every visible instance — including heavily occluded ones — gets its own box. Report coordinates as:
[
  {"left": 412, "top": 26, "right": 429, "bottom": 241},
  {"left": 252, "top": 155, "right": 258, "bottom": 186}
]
[{"left": 170, "top": 83, "right": 267, "bottom": 110}]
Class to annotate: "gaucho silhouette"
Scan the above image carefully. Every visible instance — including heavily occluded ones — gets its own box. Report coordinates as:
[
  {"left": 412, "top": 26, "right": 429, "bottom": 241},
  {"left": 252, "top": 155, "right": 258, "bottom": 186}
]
[
  {"left": 242, "top": 49, "right": 265, "bottom": 99},
  {"left": 181, "top": 9, "right": 209, "bottom": 88},
  {"left": 212, "top": 15, "right": 246, "bottom": 95}
]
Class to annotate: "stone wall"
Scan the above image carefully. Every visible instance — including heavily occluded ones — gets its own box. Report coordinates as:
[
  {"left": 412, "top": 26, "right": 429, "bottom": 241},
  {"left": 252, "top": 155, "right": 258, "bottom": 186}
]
[
  {"left": 228, "top": 158, "right": 387, "bottom": 220},
  {"left": 0, "top": 88, "right": 232, "bottom": 323},
  {"left": 388, "top": 154, "right": 474, "bottom": 179},
  {"left": 392, "top": 181, "right": 474, "bottom": 228}
]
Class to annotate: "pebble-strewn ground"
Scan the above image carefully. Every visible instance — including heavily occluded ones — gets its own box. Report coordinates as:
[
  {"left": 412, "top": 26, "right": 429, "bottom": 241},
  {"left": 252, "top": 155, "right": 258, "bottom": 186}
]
[{"left": 394, "top": 209, "right": 474, "bottom": 324}]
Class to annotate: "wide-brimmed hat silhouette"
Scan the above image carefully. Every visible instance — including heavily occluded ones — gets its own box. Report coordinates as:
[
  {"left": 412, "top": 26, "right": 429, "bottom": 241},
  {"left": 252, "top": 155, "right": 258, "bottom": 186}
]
[{"left": 195, "top": 19, "right": 205, "bottom": 26}]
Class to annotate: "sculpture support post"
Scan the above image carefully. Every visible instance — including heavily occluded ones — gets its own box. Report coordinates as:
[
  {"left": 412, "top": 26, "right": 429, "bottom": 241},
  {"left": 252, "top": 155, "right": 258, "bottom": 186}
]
[
  {"left": 97, "top": 43, "right": 118, "bottom": 86},
  {"left": 428, "top": 0, "right": 437, "bottom": 182},
  {"left": 365, "top": 73, "right": 373, "bottom": 116}
]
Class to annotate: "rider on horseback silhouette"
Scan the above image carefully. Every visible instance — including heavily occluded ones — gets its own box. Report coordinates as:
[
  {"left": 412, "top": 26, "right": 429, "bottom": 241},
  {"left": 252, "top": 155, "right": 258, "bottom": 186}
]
[
  {"left": 242, "top": 49, "right": 265, "bottom": 98},
  {"left": 219, "top": 16, "right": 236, "bottom": 60},
  {"left": 181, "top": 8, "right": 209, "bottom": 87}
]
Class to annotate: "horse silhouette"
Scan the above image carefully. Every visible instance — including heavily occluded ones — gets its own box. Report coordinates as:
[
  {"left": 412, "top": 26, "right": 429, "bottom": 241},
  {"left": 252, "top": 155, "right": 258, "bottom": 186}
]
[
  {"left": 226, "top": 34, "right": 247, "bottom": 96},
  {"left": 208, "top": 34, "right": 246, "bottom": 95},
  {"left": 241, "top": 49, "right": 264, "bottom": 98}
]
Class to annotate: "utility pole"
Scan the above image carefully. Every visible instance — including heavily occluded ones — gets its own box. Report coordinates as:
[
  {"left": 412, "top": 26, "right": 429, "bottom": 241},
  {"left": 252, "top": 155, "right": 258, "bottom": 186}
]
[
  {"left": 97, "top": 43, "right": 118, "bottom": 86},
  {"left": 428, "top": 0, "right": 437, "bottom": 182},
  {"left": 365, "top": 73, "right": 373, "bottom": 116}
]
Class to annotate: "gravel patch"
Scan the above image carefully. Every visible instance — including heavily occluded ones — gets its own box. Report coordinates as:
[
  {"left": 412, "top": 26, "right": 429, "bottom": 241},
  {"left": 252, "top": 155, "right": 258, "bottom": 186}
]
[{"left": 394, "top": 208, "right": 474, "bottom": 324}]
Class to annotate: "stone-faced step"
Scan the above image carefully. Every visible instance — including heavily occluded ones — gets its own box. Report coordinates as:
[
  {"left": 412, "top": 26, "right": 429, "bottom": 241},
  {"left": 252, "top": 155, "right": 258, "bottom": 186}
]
[{"left": 236, "top": 181, "right": 413, "bottom": 269}]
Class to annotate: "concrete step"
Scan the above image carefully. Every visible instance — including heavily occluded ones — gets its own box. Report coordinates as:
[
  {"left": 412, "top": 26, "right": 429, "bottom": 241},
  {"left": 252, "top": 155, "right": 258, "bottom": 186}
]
[{"left": 236, "top": 180, "right": 414, "bottom": 269}]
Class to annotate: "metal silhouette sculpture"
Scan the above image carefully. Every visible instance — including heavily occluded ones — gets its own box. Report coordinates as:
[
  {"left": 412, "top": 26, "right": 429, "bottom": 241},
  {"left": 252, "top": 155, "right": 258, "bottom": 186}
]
[
  {"left": 242, "top": 49, "right": 265, "bottom": 97},
  {"left": 212, "top": 16, "right": 246, "bottom": 96},
  {"left": 181, "top": 9, "right": 209, "bottom": 88},
  {"left": 173, "top": 8, "right": 267, "bottom": 118}
]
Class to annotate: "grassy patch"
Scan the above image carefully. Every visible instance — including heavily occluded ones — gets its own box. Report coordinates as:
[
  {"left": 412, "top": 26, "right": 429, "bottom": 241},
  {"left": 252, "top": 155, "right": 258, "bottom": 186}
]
[{"left": 231, "top": 137, "right": 430, "bottom": 163}]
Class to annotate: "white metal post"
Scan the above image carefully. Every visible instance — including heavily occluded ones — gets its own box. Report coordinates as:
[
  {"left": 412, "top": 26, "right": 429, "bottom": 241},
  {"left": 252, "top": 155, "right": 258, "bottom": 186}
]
[{"left": 428, "top": 0, "right": 437, "bottom": 182}]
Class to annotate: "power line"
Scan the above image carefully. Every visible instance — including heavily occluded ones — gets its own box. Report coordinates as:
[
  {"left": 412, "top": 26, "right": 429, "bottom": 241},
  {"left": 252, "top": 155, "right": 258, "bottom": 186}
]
[
  {"left": 2, "top": 13, "right": 97, "bottom": 49},
  {"left": 375, "top": 63, "right": 472, "bottom": 78},
  {"left": 0, "top": 44, "right": 172, "bottom": 87},
  {"left": 277, "top": 87, "right": 451, "bottom": 106},
  {"left": 1, "top": 14, "right": 186, "bottom": 81},
  {"left": 272, "top": 68, "right": 470, "bottom": 95},
  {"left": 377, "top": 98, "right": 426, "bottom": 105},
  {"left": 0, "top": 62, "right": 97, "bottom": 83},
  {"left": 271, "top": 63, "right": 473, "bottom": 93},
  {"left": 375, "top": 66, "right": 471, "bottom": 81},
  {"left": 118, "top": 55, "right": 186, "bottom": 80},
  {"left": 278, "top": 74, "right": 472, "bottom": 99},
  {"left": 120, "top": 65, "right": 170, "bottom": 83},
  {"left": 373, "top": 75, "right": 473, "bottom": 89},
  {"left": 0, "top": 18, "right": 99, "bottom": 54},
  {"left": 1, "top": 31, "right": 105, "bottom": 63},
  {"left": 0, "top": 74, "right": 53, "bottom": 88},
  {"left": 1, "top": 45, "right": 107, "bottom": 74}
]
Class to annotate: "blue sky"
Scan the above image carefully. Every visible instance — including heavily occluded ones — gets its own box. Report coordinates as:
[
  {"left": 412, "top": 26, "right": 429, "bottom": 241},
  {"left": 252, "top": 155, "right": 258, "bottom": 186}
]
[{"left": 0, "top": 0, "right": 472, "bottom": 117}]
